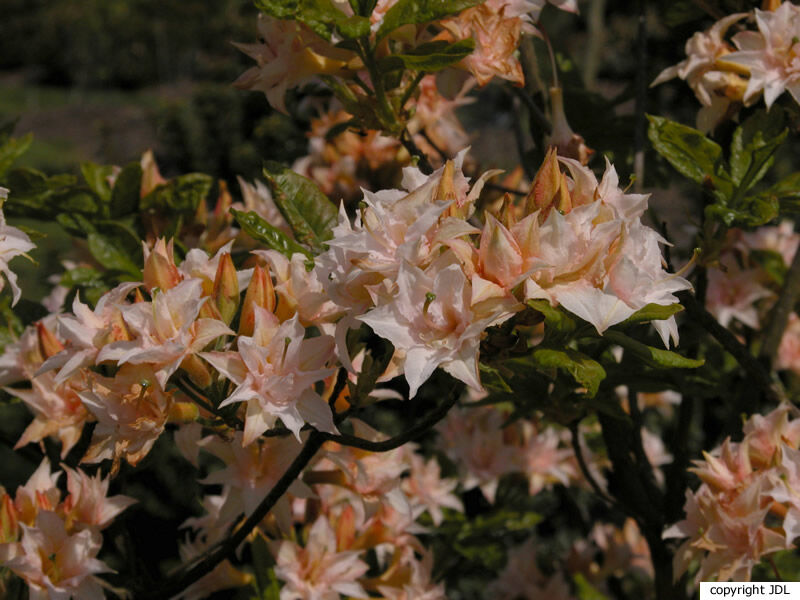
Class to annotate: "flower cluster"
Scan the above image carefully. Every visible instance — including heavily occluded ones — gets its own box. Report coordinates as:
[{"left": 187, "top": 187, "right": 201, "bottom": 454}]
[
  {"left": 0, "top": 460, "right": 135, "bottom": 599},
  {"left": 666, "top": 404, "right": 800, "bottom": 582},
  {"left": 653, "top": 2, "right": 800, "bottom": 131}
]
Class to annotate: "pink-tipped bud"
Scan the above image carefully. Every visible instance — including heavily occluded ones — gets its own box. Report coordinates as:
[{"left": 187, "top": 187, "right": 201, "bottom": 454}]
[
  {"left": 213, "top": 253, "right": 240, "bottom": 326},
  {"left": 526, "top": 147, "right": 565, "bottom": 219},
  {"left": 143, "top": 238, "right": 181, "bottom": 292},
  {"left": 479, "top": 214, "right": 523, "bottom": 289},
  {"left": 0, "top": 493, "right": 19, "bottom": 543},
  {"left": 238, "top": 264, "right": 276, "bottom": 336},
  {"left": 36, "top": 322, "right": 64, "bottom": 359}
]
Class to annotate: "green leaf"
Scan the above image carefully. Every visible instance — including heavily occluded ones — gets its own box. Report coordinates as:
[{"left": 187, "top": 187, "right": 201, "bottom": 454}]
[
  {"left": 573, "top": 574, "right": 610, "bottom": 600},
  {"left": 254, "top": 0, "right": 368, "bottom": 40},
  {"left": 647, "top": 115, "right": 732, "bottom": 194},
  {"left": 604, "top": 330, "right": 704, "bottom": 369},
  {"left": 80, "top": 162, "right": 115, "bottom": 203},
  {"left": 479, "top": 363, "right": 513, "bottom": 394},
  {"left": 620, "top": 303, "right": 683, "bottom": 326},
  {"left": 110, "top": 162, "right": 143, "bottom": 218},
  {"left": 87, "top": 233, "right": 142, "bottom": 278},
  {"left": 763, "top": 172, "right": 800, "bottom": 214},
  {"left": 56, "top": 213, "right": 96, "bottom": 237},
  {"left": 377, "top": 0, "right": 482, "bottom": 40},
  {"left": 231, "top": 209, "right": 312, "bottom": 259},
  {"left": 525, "top": 299, "right": 578, "bottom": 341},
  {"left": 262, "top": 162, "right": 338, "bottom": 254},
  {"left": 140, "top": 173, "right": 212, "bottom": 215},
  {"left": 380, "top": 39, "right": 476, "bottom": 72},
  {"left": 0, "top": 134, "right": 33, "bottom": 179},
  {"left": 250, "top": 534, "right": 281, "bottom": 600},
  {"left": 706, "top": 194, "right": 779, "bottom": 227},
  {"left": 522, "top": 347, "right": 606, "bottom": 397},
  {"left": 729, "top": 108, "right": 786, "bottom": 191}
]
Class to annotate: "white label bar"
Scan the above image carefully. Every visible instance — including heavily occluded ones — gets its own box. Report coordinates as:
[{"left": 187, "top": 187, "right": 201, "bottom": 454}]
[{"left": 700, "top": 583, "right": 800, "bottom": 599}]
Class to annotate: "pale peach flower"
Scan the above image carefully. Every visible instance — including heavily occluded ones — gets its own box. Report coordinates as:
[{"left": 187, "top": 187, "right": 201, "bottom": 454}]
[
  {"left": 0, "top": 188, "right": 36, "bottom": 306},
  {"left": 80, "top": 364, "right": 174, "bottom": 471},
  {"left": 402, "top": 449, "right": 463, "bottom": 526},
  {"left": 740, "top": 220, "right": 800, "bottom": 266},
  {"left": 778, "top": 312, "right": 800, "bottom": 373},
  {"left": 488, "top": 537, "right": 575, "bottom": 600},
  {"left": 233, "top": 14, "right": 355, "bottom": 113},
  {"left": 201, "top": 308, "right": 336, "bottom": 445},
  {"left": 442, "top": 5, "right": 525, "bottom": 86},
  {"left": 198, "top": 432, "right": 311, "bottom": 526},
  {"left": 10, "top": 371, "right": 90, "bottom": 458},
  {"left": 60, "top": 467, "right": 136, "bottom": 532},
  {"left": 272, "top": 514, "right": 370, "bottom": 600},
  {"left": 359, "top": 257, "right": 509, "bottom": 397},
  {"left": 436, "top": 405, "right": 519, "bottom": 503},
  {"left": 705, "top": 258, "right": 772, "bottom": 329},
  {"left": 4, "top": 511, "right": 111, "bottom": 600},
  {"left": 725, "top": 3, "right": 800, "bottom": 108},
  {"left": 652, "top": 13, "right": 750, "bottom": 131},
  {"left": 97, "top": 278, "right": 233, "bottom": 389},
  {"left": 38, "top": 282, "right": 139, "bottom": 384}
]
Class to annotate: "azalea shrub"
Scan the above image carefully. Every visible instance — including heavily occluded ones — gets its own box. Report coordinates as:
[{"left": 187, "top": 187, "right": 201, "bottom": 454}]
[{"left": 6, "top": 1, "right": 800, "bottom": 599}]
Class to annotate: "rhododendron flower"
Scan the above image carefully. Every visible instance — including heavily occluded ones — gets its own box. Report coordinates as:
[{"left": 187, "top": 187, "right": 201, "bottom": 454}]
[
  {"left": 376, "top": 550, "right": 447, "bottom": 600},
  {"left": 235, "top": 176, "right": 291, "bottom": 234},
  {"left": 652, "top": 13, "right": 750, "bottom": 131},
  {"left": 0, "top": 188, "right": 36, "bottom": 306},
  {"left": 725, "top": 3, "right": 800, "bottom": 108},
  {"left": 4, "top": 511, "right": 111, "bottom": 600},
  {"left": 38, "top": 282, "right": 139, "bottom": 384},
  {"left": 442, "top": 5, "right": 525, "bottom": 86},
  {"left": 61, "top": 467, "right": 136, "bottom": 531},
  {"left": 778, "top": 313, "right": 800, "bottom": 374},
  {"left": 402, "top": 450, "right": 463, "bottom": 526},
  {"left": 233, "top": 14, "right": 355, "bottom": 113},
  {"left": 706, "top": 259, "right": 772, "bottom": 329},
  {"left": 80, "top": 364, "right": 174, "bottom": 471},
  {"left": 97, "top": 278, "right": 233, "bottom": 389},
  {"left": 201, "top": 308, "right": 336, "bottom": 445},
  {"left": 488, "top": 537, "right": 574, "bottom": 600},
  {"left": 359, "top": 258, "right": 508, "bottom": 397},
  {"left": 199, "top": 432, "right": 311, "bottom": 525},
  {"left": 272, "top": 514, "right": 370, "bottom": 600},
  {"left": 10, "top": 372, "right": 90, "bottom": 458},
  {"left": 506, "top": 157, "right": 690, "bottom": 345},
  {"left": 436, "top": 405, "right": 520, "bottom": 503}
]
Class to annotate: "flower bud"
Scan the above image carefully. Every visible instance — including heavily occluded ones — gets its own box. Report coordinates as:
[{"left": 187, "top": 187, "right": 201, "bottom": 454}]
[
  {"left": 238, "top": 264, "right": 276, "bottom": 336},
  {"left": 180, "top": 354, "right": 213, "bottom": 389},
  {"left": 0, "top": 493, "right": 19, "bottom": 543},
  {"left": 168, "top": 401, "right": 201, "bottom": 424},
  {"left": 36, "top": 321, "right": 64, "bottom": 359},
  {"left": 525, "top": 147, "right": 563, "bottom": 217},
  {"left": 213, "top": 253, "right": 240, "bottom": 325},
  {"left": 143, "top": 238, "right": 181, "bottom": 292}
]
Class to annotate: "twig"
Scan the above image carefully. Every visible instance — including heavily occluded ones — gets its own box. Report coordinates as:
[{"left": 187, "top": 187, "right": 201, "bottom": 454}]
[
  {"left": 484, "top": 182, "right": 526, "bottom": 197},
  {"left": 761, "top": 236, "right": 800, "bottom": 368},
  {"left": 679, "top": 291, "right": 783, "bottom": 404},
  {"left": 511, "top": 86, "right": 552, "bottom": 136},
  {"left": 633, "top": 0, "right": 647, "bottom": 193},
  {"left": 321, "top": 388, "right": 458, "bottom": 451},
  {"left": 400, "top": 129, "right": 434, "bottom": 174},
  {"left": 144, "top": 431, "right": 326, "bottom": 599},
  {"left": 568, "top": 420, "right": 615, "bottom": 506}
]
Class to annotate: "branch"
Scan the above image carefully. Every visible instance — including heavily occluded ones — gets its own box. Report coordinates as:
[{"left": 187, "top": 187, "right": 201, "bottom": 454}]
[
  {"left": 321, "top": 388, "right": 458, "bottom": 451},
  {"left": 679, "top": 290, "right": 783, "bottom": 404},
  {"left": 143, "top": 431, "right": 326, "bottom": 599},
  {"left": 400, "top": 129, "right": 434, "bottom": 174},
  {"left": 568, "top": 420, "right": 615, "bottom": 506},
  {"left": 761, "top": 239, "right": 800, "bottom": 368}
]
